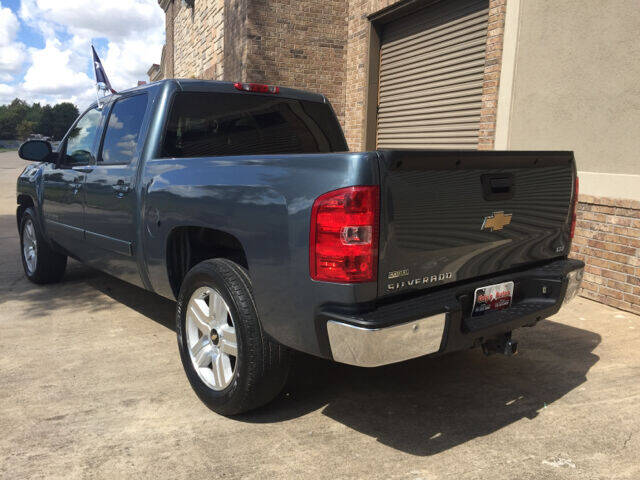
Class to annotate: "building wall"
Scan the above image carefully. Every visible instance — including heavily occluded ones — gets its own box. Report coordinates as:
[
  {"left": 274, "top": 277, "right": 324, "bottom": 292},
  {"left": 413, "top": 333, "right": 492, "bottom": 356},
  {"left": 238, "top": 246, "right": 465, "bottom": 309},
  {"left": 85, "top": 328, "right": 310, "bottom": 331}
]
[
  {"left": 571, "top": 196, "right": 640, "bottom": 316},
  {"left": 159, "top": 0, "right": 348, "bottom": 125},
  {"left": 342, "top": 0, "right": 506, "bottom": 151},
  {"left": 172, "top": 0, "right": 225, "bottom": 80},
  {"left": 161, "top": 0, "right": 174, "bottom": 77},
  {"left": 157, "top": 0, "right": 504, "bottom": 151},
  {"left": 478, "top": 0, "right": 506, "bottom": 150},
  {"left": 495, "top": 0, "right": 640, "bottom": 312},
  {"left": 497, "top": 0, "right": 640, "bottom": 201},
  {"left": 343, "top": 0, "right": 394, "bottom": 150},
  {"left": 243, "top": 0, "right": 349, "bottom": 125},
  {"left": 223, "top": 0, "right": 248, "bottom": 82}
]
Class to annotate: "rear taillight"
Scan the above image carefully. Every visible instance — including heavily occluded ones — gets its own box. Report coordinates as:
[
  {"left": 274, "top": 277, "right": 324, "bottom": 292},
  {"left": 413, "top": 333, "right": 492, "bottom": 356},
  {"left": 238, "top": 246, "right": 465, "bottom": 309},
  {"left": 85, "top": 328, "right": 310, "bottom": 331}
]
[
  {"left": 310, "top": 186, "right": 379, "bottom": 283},
  {"left": 233, "top": 82, "right": 280, "bottom": 94},
  {"left": 570, "top": 177, "right": 579, "bottom": 239}
]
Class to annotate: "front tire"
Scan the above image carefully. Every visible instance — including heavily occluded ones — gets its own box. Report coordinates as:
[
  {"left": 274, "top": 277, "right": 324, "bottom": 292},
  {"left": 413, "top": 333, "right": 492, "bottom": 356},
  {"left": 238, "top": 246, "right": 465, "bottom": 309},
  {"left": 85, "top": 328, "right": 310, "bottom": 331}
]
[
  {"left": 176, "top": 259, "right": 291, "bottom": 415},
  {"left": 19, "top": 208, "right": 67, "bottom": 284}
]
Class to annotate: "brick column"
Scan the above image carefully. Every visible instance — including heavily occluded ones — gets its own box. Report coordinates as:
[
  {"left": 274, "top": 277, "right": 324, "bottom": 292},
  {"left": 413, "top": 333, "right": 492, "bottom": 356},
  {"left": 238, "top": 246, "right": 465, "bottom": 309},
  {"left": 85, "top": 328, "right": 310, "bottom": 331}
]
[
  {"left": 159, "top": 0, "right": 174, "bottom": 78},
  {"left": 478, "top": 0, "right": 506, "bottom": 150},
  {"left": 570, "top": 196, "right": 640, "bottom": 315}
]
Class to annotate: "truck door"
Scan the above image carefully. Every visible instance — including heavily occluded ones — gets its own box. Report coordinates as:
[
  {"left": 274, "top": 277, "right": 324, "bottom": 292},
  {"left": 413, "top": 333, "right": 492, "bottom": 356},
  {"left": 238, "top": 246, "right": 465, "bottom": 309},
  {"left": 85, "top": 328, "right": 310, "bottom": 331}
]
[
  {"left": 41, "top": 106, "right": 103, "bottom": 256},
  {"left": 82, "top": 93, "right": 149, "bottom": 286}
]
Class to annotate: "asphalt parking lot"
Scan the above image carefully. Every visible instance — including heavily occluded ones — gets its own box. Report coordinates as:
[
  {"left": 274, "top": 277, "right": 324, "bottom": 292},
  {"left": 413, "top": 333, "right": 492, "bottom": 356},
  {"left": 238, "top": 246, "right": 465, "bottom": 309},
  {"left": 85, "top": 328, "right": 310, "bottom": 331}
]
[{"left": 1, "top": 151, "right": 639, "bottom": 479}]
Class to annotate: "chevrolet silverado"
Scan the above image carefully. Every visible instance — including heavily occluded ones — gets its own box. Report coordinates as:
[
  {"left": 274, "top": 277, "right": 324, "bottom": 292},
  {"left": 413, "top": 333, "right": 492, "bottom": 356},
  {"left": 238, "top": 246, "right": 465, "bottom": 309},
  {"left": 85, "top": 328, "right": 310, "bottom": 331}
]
[{"left": 16, "top": 79, "right": 584, "bottom": 415}]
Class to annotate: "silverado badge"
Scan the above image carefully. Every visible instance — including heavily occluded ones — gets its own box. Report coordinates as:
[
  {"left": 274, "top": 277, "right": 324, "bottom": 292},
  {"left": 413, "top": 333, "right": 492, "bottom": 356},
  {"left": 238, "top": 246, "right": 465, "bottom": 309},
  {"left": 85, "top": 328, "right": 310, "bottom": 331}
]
[{"left": 482, "top": 211, "right": 512, "bottom": 231}]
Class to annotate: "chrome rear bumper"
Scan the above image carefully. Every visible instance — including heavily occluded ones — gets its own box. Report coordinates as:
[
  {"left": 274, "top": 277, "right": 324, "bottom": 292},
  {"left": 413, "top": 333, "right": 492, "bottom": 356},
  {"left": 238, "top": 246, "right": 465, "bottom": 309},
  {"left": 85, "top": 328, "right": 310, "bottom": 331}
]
[
  {"left": 324, "top": 260, "right": 585, "bottom": 368},
  {"left": 563, "top": 267, "right": 584, "bottom": 304},
  {"left": 326, "top": 313, "right": 447, "bottom": 367}
]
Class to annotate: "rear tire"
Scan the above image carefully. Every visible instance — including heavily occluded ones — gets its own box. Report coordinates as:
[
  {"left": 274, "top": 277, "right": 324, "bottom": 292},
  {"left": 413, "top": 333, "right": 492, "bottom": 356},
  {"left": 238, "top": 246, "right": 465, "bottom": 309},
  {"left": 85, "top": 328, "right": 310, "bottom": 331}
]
[
  {"left": 176, "top": 258, "right": 291, "bottom": 415},
  {"left": 19, "top": 208, "right": 67, "bottom": 284}
]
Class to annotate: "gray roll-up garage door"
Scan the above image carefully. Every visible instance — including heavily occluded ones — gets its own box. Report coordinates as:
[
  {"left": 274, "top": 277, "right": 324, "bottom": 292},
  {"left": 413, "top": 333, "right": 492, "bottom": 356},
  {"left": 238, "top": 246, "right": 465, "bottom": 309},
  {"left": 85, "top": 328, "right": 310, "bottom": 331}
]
[{"left": 376, "top": 0, "right": 490, "bottom": 149}]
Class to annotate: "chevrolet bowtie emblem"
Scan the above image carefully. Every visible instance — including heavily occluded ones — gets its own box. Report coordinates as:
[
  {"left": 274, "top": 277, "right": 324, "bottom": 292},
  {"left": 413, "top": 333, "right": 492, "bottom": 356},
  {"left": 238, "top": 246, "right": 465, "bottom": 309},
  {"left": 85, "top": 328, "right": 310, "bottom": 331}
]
[{"left": 482, "top": 211, "right": 513, "bottom": 231}]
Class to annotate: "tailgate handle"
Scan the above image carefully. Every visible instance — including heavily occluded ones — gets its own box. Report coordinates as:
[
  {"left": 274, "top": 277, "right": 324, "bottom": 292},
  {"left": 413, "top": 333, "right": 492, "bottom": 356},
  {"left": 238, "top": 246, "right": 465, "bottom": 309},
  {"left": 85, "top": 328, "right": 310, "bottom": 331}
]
[{"left": 482, "top": 174, "right": 514, "bottom": 201}]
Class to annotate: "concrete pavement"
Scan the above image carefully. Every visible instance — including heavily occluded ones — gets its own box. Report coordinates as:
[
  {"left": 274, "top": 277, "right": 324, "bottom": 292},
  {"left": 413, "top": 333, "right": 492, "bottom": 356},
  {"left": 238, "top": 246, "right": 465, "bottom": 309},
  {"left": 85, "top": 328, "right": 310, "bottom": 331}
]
[{"left": 1, "top": 151, "right": 639, "bottom": 479}]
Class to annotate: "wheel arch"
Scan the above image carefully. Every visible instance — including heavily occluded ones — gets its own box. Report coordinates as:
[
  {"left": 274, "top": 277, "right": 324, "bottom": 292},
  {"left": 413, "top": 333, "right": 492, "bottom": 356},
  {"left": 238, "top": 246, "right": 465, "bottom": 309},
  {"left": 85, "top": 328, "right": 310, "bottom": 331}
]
[
  {"left": 16, "top": 194, "right": 35, "bottom": 230},
  {"left": 165, "top": 226, "right": 249, "bottom": 298}
]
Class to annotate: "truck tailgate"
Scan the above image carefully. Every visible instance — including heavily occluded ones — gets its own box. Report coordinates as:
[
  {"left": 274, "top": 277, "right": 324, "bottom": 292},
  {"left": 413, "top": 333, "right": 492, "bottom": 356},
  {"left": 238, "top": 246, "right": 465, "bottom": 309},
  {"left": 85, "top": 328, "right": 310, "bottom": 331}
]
[{"left": 377, "top": 150, "right": 576, "bottom": 298}]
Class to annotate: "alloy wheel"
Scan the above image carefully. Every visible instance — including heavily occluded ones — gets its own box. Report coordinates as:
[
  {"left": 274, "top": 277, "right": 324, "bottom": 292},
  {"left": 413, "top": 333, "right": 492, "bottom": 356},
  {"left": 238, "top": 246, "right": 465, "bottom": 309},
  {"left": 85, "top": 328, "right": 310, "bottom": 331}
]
[
  {"left": 22, "top": 219, "right": 37, "bottom": 275},
  {"left": 185, "top": 286, "right": 238, "bottom": 390}
]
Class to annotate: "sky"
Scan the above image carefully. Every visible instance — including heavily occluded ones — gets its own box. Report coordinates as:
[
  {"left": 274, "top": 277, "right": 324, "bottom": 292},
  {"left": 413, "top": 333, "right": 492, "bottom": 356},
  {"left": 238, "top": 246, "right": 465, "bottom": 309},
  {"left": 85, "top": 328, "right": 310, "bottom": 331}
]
[{"left": 0, "top": 0, "right": 164, "bottom": 110}]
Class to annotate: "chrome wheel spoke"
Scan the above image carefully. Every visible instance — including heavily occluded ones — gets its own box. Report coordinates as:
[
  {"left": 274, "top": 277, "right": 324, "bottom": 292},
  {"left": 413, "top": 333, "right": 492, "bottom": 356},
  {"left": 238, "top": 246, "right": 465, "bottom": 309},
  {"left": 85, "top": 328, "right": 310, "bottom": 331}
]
[
  {"left": 191, "top": 336, "right": 212, "bottom": 367},
  {"left": 212, "top": 352, "right": 232, "bottom": 386},
  {"left": 219, "top": 325, "right": 237, "bottom": 357},
  {"left": 27, "top": 223, "right": 35, "bottom": 242},
  {"left": 188, "top": 298, "right": 211, "bottom": 334},
  {"left": 210, "top": 293, "right": 228, "bottom": 327},
  {"left": 220, "top": 340, "right": 237, "bottom": 357},
  {"left": 212, "top": 353, "right": 224, "bottom": 386},
  {"left": 22, "top": 220, "right": 38, "bottom": 274}
]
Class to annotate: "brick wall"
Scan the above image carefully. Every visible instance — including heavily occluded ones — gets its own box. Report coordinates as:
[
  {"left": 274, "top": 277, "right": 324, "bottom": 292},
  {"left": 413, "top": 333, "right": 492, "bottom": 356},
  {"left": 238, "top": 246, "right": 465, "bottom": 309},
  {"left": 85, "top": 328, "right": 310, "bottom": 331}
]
[
  {"left": 478, "top": 0, "right": 506, "bottom": 150},
  {"left": 159, "top": 0, "right": 348, "bottom": 125},
  {"left": 160, "top": 0, "right": 174, "bottom": 77},
  {"left": 173, "top": 0, "right": 225, "bottom": 79},
  {"left": 343, "top": 0, "right": 506, "bottom": 151},
  {"left": 343, "top": 0, "right": 395, "bottom": 150},
  {"left": 570, "top": 195, "right": 640, "bottom": 316},
  {"left": 243, "top": 0, "right": 349, "bottom": 125},
  {"left": 159, "top": 0, "right": 505, "bottom": 151},
  {"left": 223, "top": 0, "right": 248, "bottom": 82}
]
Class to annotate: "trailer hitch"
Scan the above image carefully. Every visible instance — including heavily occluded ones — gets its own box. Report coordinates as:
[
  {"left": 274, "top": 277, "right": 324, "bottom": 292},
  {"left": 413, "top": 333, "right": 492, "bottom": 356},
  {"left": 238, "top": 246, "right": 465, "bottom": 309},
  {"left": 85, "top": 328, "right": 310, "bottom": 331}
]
[{"left": 482, "top": 332, "right": 518, "bottom": 356}]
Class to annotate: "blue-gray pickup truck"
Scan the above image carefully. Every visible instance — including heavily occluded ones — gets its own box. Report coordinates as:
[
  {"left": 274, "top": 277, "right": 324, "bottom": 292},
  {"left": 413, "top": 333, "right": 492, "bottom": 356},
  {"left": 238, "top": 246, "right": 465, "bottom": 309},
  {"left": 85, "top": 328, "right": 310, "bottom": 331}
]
[{"left": 16, "top": 79, "right": 584, "bottom": 415}]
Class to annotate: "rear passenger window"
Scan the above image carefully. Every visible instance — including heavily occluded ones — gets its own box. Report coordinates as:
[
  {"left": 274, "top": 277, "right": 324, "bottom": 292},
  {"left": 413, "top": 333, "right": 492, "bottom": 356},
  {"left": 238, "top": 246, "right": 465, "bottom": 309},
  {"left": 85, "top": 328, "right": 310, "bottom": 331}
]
[
  {"left": 100, "top": 94, "right": 148, "bottom": 165},
  {"left": 161, "top": 92, "right": 347, "bottom": 158}
]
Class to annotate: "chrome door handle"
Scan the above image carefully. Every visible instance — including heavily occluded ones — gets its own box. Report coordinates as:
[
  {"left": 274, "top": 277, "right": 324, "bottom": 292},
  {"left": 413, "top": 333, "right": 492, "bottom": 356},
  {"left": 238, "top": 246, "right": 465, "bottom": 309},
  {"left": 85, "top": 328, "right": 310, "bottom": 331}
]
[{"left": 72, "top": 166, "right": 94, "bottom": 174}]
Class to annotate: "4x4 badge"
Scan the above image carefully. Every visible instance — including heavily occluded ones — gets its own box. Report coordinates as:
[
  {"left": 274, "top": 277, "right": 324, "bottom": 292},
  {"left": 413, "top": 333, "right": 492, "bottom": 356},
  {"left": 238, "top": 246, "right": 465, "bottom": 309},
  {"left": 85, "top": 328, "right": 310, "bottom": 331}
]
[{"left": 482, "top": 211, "right": 512, "bottom": 231}]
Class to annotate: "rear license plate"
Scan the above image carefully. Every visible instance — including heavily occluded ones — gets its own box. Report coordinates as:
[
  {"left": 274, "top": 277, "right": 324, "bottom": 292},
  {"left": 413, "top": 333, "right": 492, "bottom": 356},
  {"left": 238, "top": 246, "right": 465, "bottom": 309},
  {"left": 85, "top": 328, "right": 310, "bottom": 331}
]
[{"left": 471, "top": 281, "right": 514, "bottom": 317}]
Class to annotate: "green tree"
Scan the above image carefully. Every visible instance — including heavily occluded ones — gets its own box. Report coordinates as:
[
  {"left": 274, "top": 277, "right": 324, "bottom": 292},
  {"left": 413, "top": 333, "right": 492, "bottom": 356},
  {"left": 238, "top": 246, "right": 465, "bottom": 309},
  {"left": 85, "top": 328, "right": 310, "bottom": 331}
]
[
  {"left": 16, "top": 120, "right": 36, "bottom": 140},
  {"left": 0, "top": 104, "right": 14, "bottom": 139},
  {"left": 37, "top": 105, "right": 54, "bottom": 138},
  {"left": 26, "top": 102, "right": 43, "bottom": 126},
  {"left": 0, "top": 98, "right": 29, "bottom": 139},
  {"left": 0, "top": 98, "right": 79, "bottom": 140},
  {"left": 50, "top": 103, "right": 79, "bottom": 140}
]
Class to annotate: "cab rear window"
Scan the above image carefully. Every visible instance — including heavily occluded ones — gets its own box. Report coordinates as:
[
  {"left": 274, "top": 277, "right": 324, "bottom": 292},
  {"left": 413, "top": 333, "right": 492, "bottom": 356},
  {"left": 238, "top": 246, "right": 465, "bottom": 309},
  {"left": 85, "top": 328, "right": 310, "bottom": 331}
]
[{"left": 161, "top": 92, "right": 347, "bottom": 158}]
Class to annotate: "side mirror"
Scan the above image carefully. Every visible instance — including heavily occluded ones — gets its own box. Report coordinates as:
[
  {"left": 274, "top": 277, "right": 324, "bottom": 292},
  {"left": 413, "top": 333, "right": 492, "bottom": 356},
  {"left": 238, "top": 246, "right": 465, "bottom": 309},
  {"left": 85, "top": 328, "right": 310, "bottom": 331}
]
[{"left": 18, "top": 140, "right": 53, "bottom": 162}]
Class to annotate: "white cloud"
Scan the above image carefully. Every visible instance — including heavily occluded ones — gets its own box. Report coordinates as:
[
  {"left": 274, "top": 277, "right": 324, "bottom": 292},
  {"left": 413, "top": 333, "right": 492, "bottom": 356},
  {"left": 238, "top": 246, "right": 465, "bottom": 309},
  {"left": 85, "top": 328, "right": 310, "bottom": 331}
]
[
  {"left": 23, "top": 40, "right": 91, "bottom": 94},
  {"left": 0, "top": 81, "right": 16, "bottom": 103},
  {"left": 102, "top": 36, "right": 164, "bottom": 92},
  {"left": 0, "top": 44, "right": 26, "bottom": 77},
  {"left": 20, "top": 0, "right": 163, "bottom": 41},
  {"left": 8, "top": 0, "right": 164, "bottom": 108},
  {"left": 0, "top": 2, "right": 19, "bottom": 43},
  {"left": 0, "top": 2, "right": 27, "bottom": 81},
  {"left": 21, "top": 39, "right": 95, "bottom": 106}
]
